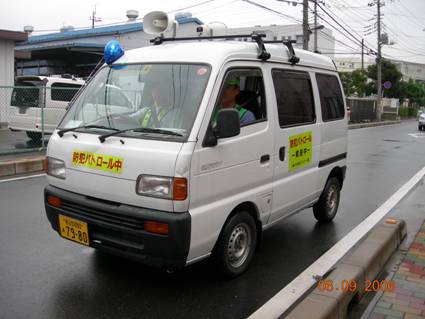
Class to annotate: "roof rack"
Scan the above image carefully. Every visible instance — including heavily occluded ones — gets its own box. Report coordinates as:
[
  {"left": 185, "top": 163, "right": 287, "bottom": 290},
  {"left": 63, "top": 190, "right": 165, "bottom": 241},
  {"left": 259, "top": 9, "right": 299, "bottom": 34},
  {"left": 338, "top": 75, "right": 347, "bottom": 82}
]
[
  {"left": 150, "top": 33, "right": 271, "bottom": 61},
  {"left": 264, "top": 40, "right": 300, "bottom": 65}
]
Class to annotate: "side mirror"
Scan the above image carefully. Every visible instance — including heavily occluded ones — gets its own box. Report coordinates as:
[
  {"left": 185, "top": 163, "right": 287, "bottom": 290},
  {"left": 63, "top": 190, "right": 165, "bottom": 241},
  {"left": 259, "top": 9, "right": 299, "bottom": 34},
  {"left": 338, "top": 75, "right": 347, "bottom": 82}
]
[
  {"left": 216, "top": 108, "right": 240, "bottom": 138},
  {"left": 203, "top": 109, "right": 241, "bottom": 147}
]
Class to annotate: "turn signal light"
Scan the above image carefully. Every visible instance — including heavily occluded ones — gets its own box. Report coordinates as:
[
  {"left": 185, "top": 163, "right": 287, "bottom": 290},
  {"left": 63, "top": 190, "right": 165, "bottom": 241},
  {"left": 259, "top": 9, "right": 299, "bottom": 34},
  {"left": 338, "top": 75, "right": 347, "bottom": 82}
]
[
  {"left": 47, "top": 195, "right": 62, "bottom": 208},
  {"left": 173, "top": 178, "right": 187, "bottom": 201},
  {"left": 144, "top": 221, "right": 169, "bottom": 235}
]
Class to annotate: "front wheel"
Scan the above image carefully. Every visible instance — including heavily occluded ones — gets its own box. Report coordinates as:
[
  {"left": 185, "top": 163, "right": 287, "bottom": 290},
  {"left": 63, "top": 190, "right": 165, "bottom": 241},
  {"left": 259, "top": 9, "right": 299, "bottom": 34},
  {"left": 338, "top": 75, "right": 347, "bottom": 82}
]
[
  {"left": 313, "top": 177, "right": 341, "bottom": 223},
  {"left": 213, "top": 212, "right": 257, "bottom": 278}
]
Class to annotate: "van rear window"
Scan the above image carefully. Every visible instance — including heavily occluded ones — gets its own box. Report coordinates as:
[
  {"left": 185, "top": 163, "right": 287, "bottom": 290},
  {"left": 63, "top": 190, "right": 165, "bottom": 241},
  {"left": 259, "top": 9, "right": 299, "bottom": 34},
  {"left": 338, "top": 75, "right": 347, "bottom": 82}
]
[
  {"left": 51, "top": 83, "right": 82, "bottom": 102},
  {"left": 10, "top": 81, "right": 41, "bottom": 107},
  {"left": 316, "top": 74, "right": 345, "bottom": 121}
]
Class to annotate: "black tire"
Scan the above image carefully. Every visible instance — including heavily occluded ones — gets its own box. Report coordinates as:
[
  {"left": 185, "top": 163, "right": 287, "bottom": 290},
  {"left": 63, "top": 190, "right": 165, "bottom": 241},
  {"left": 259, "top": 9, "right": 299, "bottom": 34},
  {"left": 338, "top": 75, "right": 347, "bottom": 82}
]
[
  {"left": 26, "top": 131, "right": 42, "bottom": 141},
  {"left": 213, "top": 211, "right": 257, "bottom": 278},
  {"left": 313, "top": 176, "right": 341, "bottom": 223}
]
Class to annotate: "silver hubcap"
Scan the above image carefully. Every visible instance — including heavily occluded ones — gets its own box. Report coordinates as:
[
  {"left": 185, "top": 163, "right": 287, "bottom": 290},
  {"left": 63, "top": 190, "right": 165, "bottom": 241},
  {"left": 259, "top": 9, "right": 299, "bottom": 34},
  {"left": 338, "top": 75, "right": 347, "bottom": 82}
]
[
  {"left": 227, "top": 223, "right": 251, "bottom": 268},
  {"left": 326, "top": 185, "right": 338, "bottom": 215}
]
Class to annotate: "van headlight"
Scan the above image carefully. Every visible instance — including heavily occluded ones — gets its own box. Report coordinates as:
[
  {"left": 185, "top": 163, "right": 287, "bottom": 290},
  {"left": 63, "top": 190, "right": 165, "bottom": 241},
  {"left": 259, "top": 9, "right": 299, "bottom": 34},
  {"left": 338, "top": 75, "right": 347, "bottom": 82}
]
[
  {"left": 45, "top": 157, "right": 66, "bottom": 179},
  {"left": 136, "top": 175, "right": 187, "bottom": 200}
]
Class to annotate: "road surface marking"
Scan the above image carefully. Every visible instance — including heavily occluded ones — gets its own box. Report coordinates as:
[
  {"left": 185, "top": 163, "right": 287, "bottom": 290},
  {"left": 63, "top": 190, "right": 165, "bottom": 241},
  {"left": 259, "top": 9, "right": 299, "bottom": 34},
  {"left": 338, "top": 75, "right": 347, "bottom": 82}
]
[
  {"left": 409, "top": 133, "right": 425, "bottom": 138},
  {"left": 0, "top": 173, "right": 46, "bottom": 183},
  {"left": 249, "top": 165, "right": 425, "bottom": 319}
]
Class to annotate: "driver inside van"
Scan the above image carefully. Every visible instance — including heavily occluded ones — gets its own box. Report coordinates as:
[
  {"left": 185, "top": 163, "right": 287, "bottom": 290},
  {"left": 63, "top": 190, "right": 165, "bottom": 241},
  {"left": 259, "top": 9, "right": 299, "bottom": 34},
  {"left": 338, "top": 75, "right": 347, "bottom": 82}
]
[
  {"left": 129, "top": 83, "right": 171, "bottom": 128},
  {"left": 216, "top": 77, "right": 256, "bottom": 125}
]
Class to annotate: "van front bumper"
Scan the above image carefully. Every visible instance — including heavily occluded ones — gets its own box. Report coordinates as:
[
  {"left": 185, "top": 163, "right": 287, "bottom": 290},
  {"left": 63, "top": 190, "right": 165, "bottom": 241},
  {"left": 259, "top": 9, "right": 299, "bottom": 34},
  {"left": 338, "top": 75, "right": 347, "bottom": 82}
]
[{"left": 44, "top": 185, "right": 191, "bottom": 269}]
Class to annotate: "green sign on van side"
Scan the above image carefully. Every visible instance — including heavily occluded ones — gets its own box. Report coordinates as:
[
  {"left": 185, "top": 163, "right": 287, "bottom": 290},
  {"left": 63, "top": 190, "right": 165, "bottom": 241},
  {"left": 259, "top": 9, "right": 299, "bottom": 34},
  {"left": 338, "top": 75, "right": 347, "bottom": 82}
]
[{"left": 288, "top": 131, "right": 312, "bottom": 171}]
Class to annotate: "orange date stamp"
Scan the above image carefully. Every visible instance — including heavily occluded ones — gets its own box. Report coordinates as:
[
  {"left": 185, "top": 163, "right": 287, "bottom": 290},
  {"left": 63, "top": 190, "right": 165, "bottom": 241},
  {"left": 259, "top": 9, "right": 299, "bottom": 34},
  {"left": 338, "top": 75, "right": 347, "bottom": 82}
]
[{"left": 317, "top": 279, "right": 396, "bottom": 293}]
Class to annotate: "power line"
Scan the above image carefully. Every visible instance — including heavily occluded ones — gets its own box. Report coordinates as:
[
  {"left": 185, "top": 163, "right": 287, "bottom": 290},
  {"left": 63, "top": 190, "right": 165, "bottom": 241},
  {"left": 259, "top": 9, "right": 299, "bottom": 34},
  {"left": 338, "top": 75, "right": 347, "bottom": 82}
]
[
  {"left": 242, "top": 0, "right": 303, "bottom": 24},
  {"left": 316, "top": 2, "right": 374, "bottom": 52}
]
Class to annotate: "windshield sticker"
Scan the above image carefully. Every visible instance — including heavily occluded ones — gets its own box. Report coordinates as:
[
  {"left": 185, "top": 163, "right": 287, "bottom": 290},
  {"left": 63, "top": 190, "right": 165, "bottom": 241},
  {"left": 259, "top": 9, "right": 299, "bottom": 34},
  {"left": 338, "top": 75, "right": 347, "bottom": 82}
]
[
  {"left": 72, "top": 151, "right": 123, "bottom": 174},
  {"left": 288, "top": 131, "right": 312, "bottom": 172},
  {"left": 197, "top": 67, "right": 208, "bottom": 76}
]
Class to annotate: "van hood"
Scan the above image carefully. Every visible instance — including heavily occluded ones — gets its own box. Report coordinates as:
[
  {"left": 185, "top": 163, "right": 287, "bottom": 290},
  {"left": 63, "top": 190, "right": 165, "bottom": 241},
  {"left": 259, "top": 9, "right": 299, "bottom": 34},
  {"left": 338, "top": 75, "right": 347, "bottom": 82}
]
[{"left": 47, "top": 132, "right": 183, "bottom": 212}]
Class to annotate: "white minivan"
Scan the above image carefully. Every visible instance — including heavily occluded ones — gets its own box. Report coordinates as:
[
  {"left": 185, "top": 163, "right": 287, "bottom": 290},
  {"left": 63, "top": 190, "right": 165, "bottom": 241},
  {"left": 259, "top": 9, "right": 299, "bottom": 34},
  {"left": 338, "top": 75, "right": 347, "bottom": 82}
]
[
  {"left": 44, "top": 31, "right": 347, "bottom": 277},
  {"left": 8, "top": 76, "right": 84, "bottom": 141}
]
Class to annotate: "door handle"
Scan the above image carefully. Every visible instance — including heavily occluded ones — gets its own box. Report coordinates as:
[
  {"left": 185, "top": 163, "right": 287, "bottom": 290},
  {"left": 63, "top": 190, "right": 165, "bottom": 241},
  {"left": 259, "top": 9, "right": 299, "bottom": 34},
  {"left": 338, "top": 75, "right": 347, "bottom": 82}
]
[
  {"left": 279, "top": 146, "right": 285, "bottom": 161},
  {"left": 260, "top": 154, "right": 270, "bottom": 163}
]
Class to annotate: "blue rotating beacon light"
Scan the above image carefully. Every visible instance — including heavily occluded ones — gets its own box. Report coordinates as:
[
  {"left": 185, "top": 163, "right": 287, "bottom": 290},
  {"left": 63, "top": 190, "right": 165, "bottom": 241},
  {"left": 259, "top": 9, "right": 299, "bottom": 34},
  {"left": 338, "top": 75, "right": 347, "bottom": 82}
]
[{"left": 104, "top": 40, "right": 124, "bottom": 65}]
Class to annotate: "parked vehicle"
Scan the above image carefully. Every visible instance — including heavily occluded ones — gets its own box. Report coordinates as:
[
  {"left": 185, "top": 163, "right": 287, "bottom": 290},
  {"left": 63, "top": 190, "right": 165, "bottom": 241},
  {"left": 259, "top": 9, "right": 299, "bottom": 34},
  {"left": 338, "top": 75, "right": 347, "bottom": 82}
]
[
  {"left": 44, "top": 13, "right": 348, "bottom": 278},
  {"left": 419, "top": 113, "right": 425, "bottom": 131},
  {"left": 8, "top": 75, "right": 84, "bottom": 141}
]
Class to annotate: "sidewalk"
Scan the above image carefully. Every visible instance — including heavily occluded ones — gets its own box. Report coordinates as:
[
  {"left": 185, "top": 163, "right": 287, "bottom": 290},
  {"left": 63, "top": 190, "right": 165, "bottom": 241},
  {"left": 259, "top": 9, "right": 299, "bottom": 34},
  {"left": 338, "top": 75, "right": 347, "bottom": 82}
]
[{"left": 368, "top": 221, "right": 425, "bottom": 319}]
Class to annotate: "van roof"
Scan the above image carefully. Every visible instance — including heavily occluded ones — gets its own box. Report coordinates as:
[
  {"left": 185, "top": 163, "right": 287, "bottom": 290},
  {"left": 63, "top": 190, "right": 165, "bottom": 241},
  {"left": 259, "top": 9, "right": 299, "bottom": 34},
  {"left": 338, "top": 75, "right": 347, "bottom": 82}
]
[{"left": 118, "top": 41, "right": 336, "bottom": 71}]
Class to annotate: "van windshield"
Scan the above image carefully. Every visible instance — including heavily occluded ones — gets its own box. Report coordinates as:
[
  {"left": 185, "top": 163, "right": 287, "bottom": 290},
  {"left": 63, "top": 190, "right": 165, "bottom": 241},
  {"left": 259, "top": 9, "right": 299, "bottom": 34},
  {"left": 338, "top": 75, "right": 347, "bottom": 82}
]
[
  {"left": 59, "top": 63, "right": 211, "bottom": 141},
  {"left": 11, "top": 80, "right": 43, "bottom": 107}
]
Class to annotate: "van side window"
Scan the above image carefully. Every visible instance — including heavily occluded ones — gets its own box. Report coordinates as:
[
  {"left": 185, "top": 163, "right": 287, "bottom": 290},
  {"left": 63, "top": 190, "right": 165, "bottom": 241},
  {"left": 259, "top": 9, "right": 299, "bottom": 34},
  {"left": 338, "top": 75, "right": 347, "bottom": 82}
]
[
  {"left": 51, "top": 83, "right": 82, "bottom": 102},
  {"left": 272, "top": 70, "right": 315, "bottom": 127},
  {"left": 316, "top": 74, "right": 345, "bottom": 121},
  {"left": 212, "top": 68, "right": 266, "bottom": 127}
]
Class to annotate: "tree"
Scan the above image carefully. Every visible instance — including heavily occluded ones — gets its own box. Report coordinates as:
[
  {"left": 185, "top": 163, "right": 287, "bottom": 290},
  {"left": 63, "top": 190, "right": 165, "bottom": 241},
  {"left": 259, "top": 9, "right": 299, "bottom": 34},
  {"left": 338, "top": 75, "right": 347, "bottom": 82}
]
[
  {"left": 366, "top": 59, "right": 402, "bottom": 97},
  {"left": 394, "top": 80, "right": 425, "bottom": 105},
  {"left": 339, "top": 69, "right": 368, "bottom": 96}
]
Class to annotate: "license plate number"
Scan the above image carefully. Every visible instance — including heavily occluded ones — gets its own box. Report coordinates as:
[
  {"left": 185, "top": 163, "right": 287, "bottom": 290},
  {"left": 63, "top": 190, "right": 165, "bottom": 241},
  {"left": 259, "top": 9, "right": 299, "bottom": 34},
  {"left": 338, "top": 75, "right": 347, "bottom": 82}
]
[{"left": 58, "top": 215, "right": 89, "bottom": 246}]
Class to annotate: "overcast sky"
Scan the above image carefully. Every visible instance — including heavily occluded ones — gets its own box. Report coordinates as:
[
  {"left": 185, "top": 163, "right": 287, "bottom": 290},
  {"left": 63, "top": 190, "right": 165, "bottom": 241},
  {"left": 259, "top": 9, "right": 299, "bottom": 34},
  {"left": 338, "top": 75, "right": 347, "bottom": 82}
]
[{"left": 1, "top": 0, "right": 425, "bottom": 64}]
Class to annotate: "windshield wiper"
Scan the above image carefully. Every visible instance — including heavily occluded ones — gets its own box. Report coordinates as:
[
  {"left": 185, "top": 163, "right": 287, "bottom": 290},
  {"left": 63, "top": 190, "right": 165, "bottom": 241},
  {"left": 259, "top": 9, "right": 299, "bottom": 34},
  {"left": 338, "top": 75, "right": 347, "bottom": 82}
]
[
  {"left": 98, "top": 127, "right": 183, "bottom": 143},
  {"left": 57, "top": 125, "right": 120, "bottom": 137}
]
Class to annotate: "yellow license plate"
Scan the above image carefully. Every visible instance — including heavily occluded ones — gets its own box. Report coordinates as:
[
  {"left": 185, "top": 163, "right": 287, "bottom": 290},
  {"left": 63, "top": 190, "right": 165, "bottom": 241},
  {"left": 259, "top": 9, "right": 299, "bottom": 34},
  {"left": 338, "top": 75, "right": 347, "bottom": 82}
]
[{"left": 58, "top": 215, "right": 90, "bottom": 246}]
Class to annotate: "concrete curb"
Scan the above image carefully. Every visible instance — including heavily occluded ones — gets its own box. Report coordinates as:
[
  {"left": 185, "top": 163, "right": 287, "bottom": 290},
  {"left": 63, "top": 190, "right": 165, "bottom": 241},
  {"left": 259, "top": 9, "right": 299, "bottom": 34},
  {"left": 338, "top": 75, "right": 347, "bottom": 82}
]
[
  {"left": 348, "top": 120, "right": 402, "bottom": 130},
  {"left": 0, "top": 156, "right": 45, "bottom": 177},
  {"left": 285, "top": 219, "right": 407, "bottom": 319}
]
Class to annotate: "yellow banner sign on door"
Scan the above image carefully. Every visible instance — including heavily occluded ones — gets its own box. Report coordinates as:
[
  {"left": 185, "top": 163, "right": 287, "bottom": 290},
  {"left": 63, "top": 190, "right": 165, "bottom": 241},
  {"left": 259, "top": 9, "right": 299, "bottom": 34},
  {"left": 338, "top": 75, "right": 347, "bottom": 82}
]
[
  {"left": 72, "top": 151, "right": 123, "bottom": 174},
  {"left": 288, "top": 131, "right": 312, "bottom": 172}
]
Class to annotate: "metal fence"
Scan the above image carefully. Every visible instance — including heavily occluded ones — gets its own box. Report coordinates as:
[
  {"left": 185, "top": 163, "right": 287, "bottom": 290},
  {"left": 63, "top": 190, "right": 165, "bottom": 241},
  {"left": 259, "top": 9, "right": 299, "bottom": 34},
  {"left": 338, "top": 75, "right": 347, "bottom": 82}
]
[
  {"left": 0, "top": 85, "right": 81, "bottom": 155},
  {"left": 346, "top": 97, "right": 378, "bottom": 123}
]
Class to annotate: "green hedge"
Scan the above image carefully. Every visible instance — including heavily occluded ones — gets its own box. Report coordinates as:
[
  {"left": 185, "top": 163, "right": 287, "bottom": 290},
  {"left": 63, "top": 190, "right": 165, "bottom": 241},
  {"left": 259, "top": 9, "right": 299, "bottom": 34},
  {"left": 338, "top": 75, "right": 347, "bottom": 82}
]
[{"left": 399, "top": 106, "right": 418, "bottom": 118}]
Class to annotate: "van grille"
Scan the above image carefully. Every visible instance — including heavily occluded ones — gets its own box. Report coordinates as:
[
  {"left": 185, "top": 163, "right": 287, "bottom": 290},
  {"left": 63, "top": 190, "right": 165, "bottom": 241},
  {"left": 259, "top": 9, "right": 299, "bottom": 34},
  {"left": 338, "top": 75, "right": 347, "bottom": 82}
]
[{"left": 60, "top": 200, "right": 145, "bottom": 231}]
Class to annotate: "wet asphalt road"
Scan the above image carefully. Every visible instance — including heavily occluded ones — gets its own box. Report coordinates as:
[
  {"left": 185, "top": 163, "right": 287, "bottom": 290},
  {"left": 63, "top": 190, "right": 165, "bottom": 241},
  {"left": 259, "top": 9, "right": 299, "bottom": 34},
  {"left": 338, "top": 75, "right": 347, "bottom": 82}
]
[{"left": 1, "top": 121, "right": 425, "bottom": 319}]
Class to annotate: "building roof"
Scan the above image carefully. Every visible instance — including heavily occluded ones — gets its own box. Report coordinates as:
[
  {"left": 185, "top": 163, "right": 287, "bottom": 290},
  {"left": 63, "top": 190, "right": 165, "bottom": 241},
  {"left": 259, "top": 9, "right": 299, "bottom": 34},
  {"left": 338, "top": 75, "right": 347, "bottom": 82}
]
[
  {"left": 15, "top": 41, "right": 105, "bottom": 52},
  {"left": 21, "top": 17, "right": 203, "bottom": 45},
  {"left": 0, "top": 29, "right": 27, "bottom": 42}
]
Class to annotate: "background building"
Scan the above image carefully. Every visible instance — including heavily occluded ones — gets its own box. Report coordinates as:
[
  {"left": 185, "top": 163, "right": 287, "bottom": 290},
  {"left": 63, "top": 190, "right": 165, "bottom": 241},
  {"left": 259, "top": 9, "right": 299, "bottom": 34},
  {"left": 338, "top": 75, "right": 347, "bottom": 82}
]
[
  {"left": 334, "top": 57, "right": 425, "bottom": 85},
  {"left": 0, "top": 29, "right": 27, "bottom": 125},
  {"left": 15, "top": 12, "right": 202, "bottom": 77},
  {"left": 15, "top": 11, "right": 336, "bottom": 78}
]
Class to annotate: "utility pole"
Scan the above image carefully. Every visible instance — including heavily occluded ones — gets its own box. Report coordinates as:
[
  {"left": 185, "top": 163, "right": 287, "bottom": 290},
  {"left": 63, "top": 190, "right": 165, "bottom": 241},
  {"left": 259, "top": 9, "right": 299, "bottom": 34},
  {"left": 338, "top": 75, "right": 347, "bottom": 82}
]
[
  {"left": 90, "top": 5, "right": 101, "bottom": 29},
  {"left": 377, "top": 0, "right": 382, "bottom": 120},
  {"left": 361, "top": 39, "right": 364, "bottom": 70},
  {"left": 314, "top": 0, "right": 319, "bottom": 52},
  {"left": 303, "top": 0, "right": 309, "bottom": 50}
]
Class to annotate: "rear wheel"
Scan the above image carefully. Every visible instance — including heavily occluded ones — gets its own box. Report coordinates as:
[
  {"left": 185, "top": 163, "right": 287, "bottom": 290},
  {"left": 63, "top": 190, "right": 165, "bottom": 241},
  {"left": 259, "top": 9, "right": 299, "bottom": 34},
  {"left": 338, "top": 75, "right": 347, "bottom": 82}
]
[
  {"left": 313, "top": 177, "right": 341, "bottom": 223},
  {"left": 26, "top": 131, "right": 42, "bottom": 141},
  {"left": 213, "top": 211, "right": 257, "bottom": 278}
]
